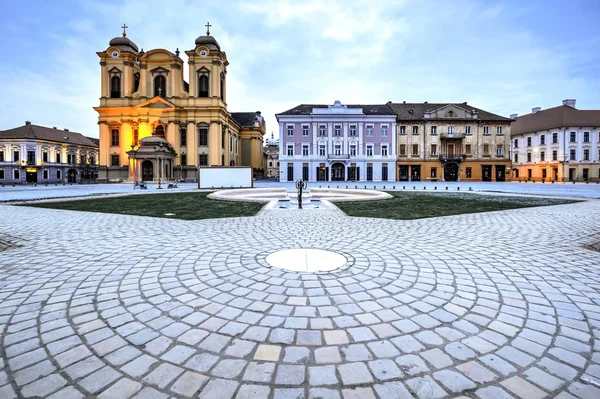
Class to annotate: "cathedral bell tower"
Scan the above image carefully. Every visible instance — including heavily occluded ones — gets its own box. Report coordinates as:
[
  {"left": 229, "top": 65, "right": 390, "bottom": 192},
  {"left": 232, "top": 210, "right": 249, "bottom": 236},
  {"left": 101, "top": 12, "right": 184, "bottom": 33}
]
[{"left": 186, "top": 22, "right": 228, "bottom": 105}]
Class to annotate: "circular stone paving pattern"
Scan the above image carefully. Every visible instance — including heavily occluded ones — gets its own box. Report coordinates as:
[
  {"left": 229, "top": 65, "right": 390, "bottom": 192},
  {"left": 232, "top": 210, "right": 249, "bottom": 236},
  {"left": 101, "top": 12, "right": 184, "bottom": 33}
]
[
  {"left": 0, "top": 201, "right": 599, "bottom": 399},
  {"left": 265, "top": 248, "right": 348, "bottom": 272}
]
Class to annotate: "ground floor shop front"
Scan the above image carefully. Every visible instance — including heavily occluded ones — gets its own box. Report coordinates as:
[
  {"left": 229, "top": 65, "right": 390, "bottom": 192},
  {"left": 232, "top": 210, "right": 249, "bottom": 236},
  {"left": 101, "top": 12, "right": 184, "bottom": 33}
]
[
  {"left": 0, "top": 165, "right": 98, "bottom": 185},
  {"left": 513, "top": 162, "right": 600, "bottom": 182},
  {"left": 396, "top": 160, "right": 513, "bottom": 182},
  {"left": 281, "top": 161, "right": 395, "bottom": 182}
]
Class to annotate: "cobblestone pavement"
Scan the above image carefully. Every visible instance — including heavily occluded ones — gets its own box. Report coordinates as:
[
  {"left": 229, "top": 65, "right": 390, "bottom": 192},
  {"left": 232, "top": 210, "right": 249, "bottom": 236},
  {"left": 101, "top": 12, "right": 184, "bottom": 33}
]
[{"left": 0, "top": 199, "right": 599, "bottom": 399}]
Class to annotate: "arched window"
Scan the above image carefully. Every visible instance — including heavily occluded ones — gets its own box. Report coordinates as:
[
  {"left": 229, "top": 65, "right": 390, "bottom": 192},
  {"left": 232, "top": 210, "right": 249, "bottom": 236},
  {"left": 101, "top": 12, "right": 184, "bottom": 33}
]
[
  {"left": 133, "top": 73, "right": 140, "bottom": 93},
  {"left": 199, "top": 74, "right": 209, "bottom": 97},
  {"left": 110, "top": 76, "right": 121, "bottom": 98},
  {"left": 155, "top": 125, "right": 165, "bottom": 137},
  {"left": 154, "top": 75, "right": 166, "bottom": 98},
  {"left": 220, "top": 73, "right": 225, "bottom": 101}
]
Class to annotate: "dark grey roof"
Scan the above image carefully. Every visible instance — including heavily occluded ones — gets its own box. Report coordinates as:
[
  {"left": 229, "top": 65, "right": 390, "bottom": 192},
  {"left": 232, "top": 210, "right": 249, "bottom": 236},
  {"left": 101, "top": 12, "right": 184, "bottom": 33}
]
[
  {"left": 195, "top": 35, "right": 220, "bottom": 51},
  {"left": 277, "top": 104, "right": 396, "bottom": 116},
  {"left": 231, "top": 113, "right": 257, "bottom": 128},
  {"left": 388, "top": 102, "right": 512, "bottom": 121},
  {"left": 0, "top": 123, "right": 98, "bottom": 147},
  {"left": 511, "top": 105, "right": 600, "bottom": 136},
  {"left": 109, "top": 35, "right": 139, "bottom": 53}
]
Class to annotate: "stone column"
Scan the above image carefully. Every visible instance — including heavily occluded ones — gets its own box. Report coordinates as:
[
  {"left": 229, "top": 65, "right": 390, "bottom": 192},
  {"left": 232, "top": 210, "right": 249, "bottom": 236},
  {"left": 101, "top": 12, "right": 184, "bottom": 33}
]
[
  {"left": 99, "top": 122, "right": 109, "bottom": 167},
  {"left": 209, "top": 122, "right": 221, "bottom": 166}
]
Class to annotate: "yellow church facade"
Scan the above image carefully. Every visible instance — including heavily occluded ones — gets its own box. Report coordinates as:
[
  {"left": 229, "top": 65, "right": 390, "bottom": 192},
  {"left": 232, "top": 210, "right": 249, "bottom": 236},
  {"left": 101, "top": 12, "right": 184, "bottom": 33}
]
[{"left": 94, "top": 25, "right": 266, "bottom": 182}]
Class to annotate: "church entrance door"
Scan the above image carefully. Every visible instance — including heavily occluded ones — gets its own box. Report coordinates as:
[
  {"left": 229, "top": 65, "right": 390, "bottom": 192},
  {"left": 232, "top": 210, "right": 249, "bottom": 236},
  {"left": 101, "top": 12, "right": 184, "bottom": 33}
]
[{"left": 142, "top": 160, "right": 154, "bottom": 181}]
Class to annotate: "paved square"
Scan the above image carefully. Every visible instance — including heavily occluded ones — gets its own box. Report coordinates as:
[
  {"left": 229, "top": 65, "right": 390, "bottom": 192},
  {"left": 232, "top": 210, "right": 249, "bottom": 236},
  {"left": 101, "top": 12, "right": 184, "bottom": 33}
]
[{"left": 0, "top": 191, "right": 599, "bottom": 398}]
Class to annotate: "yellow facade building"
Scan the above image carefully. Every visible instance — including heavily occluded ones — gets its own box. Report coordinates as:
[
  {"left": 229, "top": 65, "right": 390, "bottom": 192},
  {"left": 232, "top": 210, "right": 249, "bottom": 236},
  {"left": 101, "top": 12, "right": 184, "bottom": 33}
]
[{"left": 94, "top": 25, "right": 265, "bottom": 182}]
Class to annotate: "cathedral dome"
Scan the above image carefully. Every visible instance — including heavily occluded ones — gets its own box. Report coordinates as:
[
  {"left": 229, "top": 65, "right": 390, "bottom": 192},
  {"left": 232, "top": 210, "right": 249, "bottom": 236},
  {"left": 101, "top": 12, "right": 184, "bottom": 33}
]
[
  {"left": 139, "top": 135, "right": 168, "bottom": 146},
  {"left": 109, "top": 36, "right": 139, "bottom": 53},
  {"left": 194, "top": 35, "right": 220, "bottom": 51}
]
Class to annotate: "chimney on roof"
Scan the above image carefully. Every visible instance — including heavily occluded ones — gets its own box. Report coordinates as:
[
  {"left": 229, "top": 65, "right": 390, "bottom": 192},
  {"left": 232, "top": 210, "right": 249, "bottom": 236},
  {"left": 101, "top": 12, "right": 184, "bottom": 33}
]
[
  {"left": 25, "top": 121, "right": 31, "bottom": 125},
  {"left": 403, "top": 101, "right": 406, "bottom": 104},
  {"left": 386, "top": 101, "right": 391, "bottom": 104},
  {"left": 64, "top": 128, "right": 69, "bottom": 132},
  {"left": 562, "top": 99, "right": 576, "bottom": 107},
  {"left": 532, "top": 107, "right": 541, "bottom": 114},
  {"left": 424, "top": 101, "right": 428, "bottom": 104},
  {"left": 510, "top": 113, "right": 518, "bottom": 119},
  {"left": 53, "top": 127, "right": 57, "bottom": 129}
]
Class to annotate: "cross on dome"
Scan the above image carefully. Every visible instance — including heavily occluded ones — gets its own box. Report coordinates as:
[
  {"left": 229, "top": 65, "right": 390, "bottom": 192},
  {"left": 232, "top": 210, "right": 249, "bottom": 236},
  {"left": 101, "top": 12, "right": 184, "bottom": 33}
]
[
  {"left": 205, "top": 22, "right": 212, "bottom": 36},
  {"left": 121, "top": 23, "right": 128, "bottom": 37}
]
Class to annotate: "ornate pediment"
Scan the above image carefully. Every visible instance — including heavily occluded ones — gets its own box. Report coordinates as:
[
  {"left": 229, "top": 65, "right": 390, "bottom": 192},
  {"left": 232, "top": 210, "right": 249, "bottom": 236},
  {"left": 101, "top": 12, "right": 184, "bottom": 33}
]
[
  {"left": 135, "top": 96, "right": 177, "bottom": 110},
  {"left": 424, "top": 104, "right": 474, "bottom": 119},
  {"left": 150, "top": 66, "right": 170, "bottom": 76}
]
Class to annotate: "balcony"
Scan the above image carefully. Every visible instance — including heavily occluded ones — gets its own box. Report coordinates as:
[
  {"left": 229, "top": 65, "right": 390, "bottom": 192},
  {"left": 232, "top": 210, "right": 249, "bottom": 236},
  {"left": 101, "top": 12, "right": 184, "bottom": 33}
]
[
  {"left": 439, "top": 153, "right": 466, "bottom": 162},
  {"left": 327, "top": 153, "right": 350, "bottom": 161},
  {"left": 440, "top": 132, "right": 465, "bottom": 140}
]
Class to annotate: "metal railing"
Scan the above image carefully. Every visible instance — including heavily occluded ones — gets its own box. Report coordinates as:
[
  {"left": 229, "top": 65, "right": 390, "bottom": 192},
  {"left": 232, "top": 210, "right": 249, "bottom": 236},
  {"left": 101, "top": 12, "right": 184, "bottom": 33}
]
[
  {"left": 439, "top": 153, "right": 466, "bottom": 162},
  {"left": 440, "top": 132, "right": 465, "bottom": 139}
]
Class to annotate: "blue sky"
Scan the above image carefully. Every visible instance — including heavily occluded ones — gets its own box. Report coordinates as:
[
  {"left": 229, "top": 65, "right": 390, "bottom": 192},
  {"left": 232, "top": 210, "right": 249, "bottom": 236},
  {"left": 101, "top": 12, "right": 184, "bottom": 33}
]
[{"left": 1, "top": 0, "right": 599, "bottom": 139}]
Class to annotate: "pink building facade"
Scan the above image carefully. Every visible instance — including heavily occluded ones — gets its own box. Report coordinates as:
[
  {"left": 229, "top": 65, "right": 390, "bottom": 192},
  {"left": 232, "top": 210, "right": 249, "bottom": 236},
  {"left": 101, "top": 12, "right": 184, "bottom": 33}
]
[{"left": 276, "top": 101, "right": 397, "bottom": 182}]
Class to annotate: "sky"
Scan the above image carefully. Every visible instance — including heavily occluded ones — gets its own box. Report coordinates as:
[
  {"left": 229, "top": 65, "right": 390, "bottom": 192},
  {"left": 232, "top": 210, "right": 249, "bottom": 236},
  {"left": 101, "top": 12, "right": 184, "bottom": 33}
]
[{"left": 0, "top": 0, "right": 599, "bottom": 139}]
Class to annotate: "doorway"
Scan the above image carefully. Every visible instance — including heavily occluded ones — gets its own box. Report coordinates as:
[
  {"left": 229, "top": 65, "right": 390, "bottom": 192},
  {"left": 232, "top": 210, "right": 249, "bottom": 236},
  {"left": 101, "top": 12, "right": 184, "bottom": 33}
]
[
  {"left": 411, "top": 165, "right": 421, "bottom": 181},
  {"left": 495, "top": 165, "right": 505, "bottom": 182},
  {"left": 67, "top": 169, "right": 77, "bottom": 183},
  {"left": 482, "top": 165, "right": 492, "bottom": 181},
  {"left": 26, "top": 170, "right": 38, "bottom": 183},
  {"left": 443, "top": 163, "right": 459, "bottom": 181},
  {"left": 569, "top": 168, "right": 576, "bottom": 181},
  {"left": 348, "top": 166, "right": 357, "bottom": 181},
  {"left": 142, "top": 160, "right": 154, "bottom": 181},
  {"left": 317, "top": 166, "right": 329, "bottom": 182},
  {"left": 331, "top": 163, "right": 345, "bottom": 181},
  {"left": 399, "top": 165, "right": 409, "bottom": 181}
]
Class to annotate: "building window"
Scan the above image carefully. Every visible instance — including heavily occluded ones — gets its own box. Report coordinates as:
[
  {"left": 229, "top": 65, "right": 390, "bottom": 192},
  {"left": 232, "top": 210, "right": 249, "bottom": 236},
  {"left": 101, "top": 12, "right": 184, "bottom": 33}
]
[
  {"left": 527, "top": 137, "right": 532, "bottom": 146},
  {"left": 540, "top": 135, "right": 545, "bottom": 145},
  {"left": 56, "top": 153, "right": 61, "bottom": 164},
  {"left": 400, "top": 126, "right": 406, "bottom": 135},
  {"left": 220, "top": 73, "right": 225, "bottom": 101},
  {"left": 540, "top": 151, "right": 545, "bottom": 161},
  {"left": 287, "top": 144, "right": 294, "bottom": 156},
  {"left": 381, "top": 125, "right": 388, "bottom": 136},
  {"left": 334, "top": 125, "right": 341, "bottom": 136},
  {"left": 552, "top": 150, "right": 558, "bottom": 161},
  {"left": 466, "top": 167, "right": 472, "bottom": 178},
  {"left": 514, "top": 139, "right": 519, "bottom": 148},
  {"left": 0, "top": 151, "right": 3, "bottom": 162},
  {"left": 349, "top": 125, "right": 357, "bottom": 136},
  {"left": 269, "top": 161, "right": 273, "bottom": 167},
  {"left": 14, "top": 170, "right": 20, "bottom": 179},
  {"left": 110, "top": 75, "right": 121, "bottom": 98},
  {"left": 133, "top": 72, "right": 140, "bottom": 92},
  {"left": 133, "top": 129, "right": 139, "bottom": 146},
  {"left": 382, "top": 164, "right": 388, "bottom": 181},
  {"left": 412, "top": 144, "right": 419, "bottom": 156},
  {"left": 56, "top": 170, "right": 61, "bottom": 179},
  {"left": 43, "top": 170, "right": 48, "bottom": 180},
  {"left": 465, "top": 126, "right": 471, "bottom": 135},
  {"left": 42, "top": 152, "right": 48, "bottom": 162},
  {"left": 0, "top": 170, "right": 4, "bottom": 179},
  {"left": 302, "top": 125, "right": 309, "bottom": 136},
  {"left": 496, "top": 145, "right": 503, "bottom": 156},
  {"left": 319, "top": 144, "right": 326, "bottom": 156},
  {"left": 570, "top": 149, "right": 576, "bottom": 160},
  {"left": 497, "top": 126, "right": 503, "bottom": 135},
  {"left": 287, "top": 163, "right": 294, "bottom": 181},
  {"left": 542, "top": 169, "right": 547, "bottom": 179},
  {"left": 181, "top": 154, "right": 187, "bottom": 166},
  {"left": 584, "top": 132, "right": 590, "bottom": 142},
  {"left": 180, "top": 127, "right": 186, "bottom": 146},
  {"left": 221, "top": 130, "right": 225, "bottom": 149},
  {"left": 465, "top": 144, "right": 471, "bottom": 155},
  {"left": 527, "top": 153, "right": 532, "bottom": 162},
  {"left": 528, "top": 169, "right": 532, "bottom": 179},
  {"left": 399, "top": 144, "right": 406, "bottom": 156},
  {"left": 431, "top": 126, "right": 437, "bottom": 135},
  {"left": 334, "top": 144, "right": 341, "bottom": 156},
  {"left": 27, "top": 151, "right": 35, "bottom": 165},
  {"left": 570, "top": 132, "right": 576, "bottom": 142},
  {"left": 381, "top": 145, "right": 388, "bottom": 156},
  {"left": 584, "top": 149, "right": 590, "bottom": 161},
  {"left": 302, "top": 145, "right": 309, "bottom": 156},
  {"left": 199, "top": 128, "right": 208, "bottom": 146},
  {"left": 431, "top": 168, "right": 437, "bottom": 178},
  {"left": 350, "top": 144, "right": 357, "bottom": 156},
  {"left": 366, "top": 145, "right": 373, "bottom": 157},
  {"left": 154, "top": 75, "right": 166, "bottom": 98},
  {"left": 111, "top": 129, "right": 119, "bottom": 146},
  {"left": 366, "top": 124, "right": 373, "bottom": 136},
  {"left": 319, "top": 125, "right": 326, "bottom": 136},
  {"left": 412, "top": 126, "right": 419, "bottom": 135},
  {"left": 199, "top": 154, "right": 208, "bottom": 165},
  {"left": 583, "top": 168, "right": 589, "bottom": 180},
  {"left": 199, "top": 74, "right": 209, "bottom": 97},
  {"left": 287, "top": 125, "right": 294, "bottom": 136},
  {"left": 483, "top": 144, "right": 489, "bottom": 156},
  {"left": 552, "top": 133, "right": 558, "bottom": 143},
  {"left": 12, "top": 150, "right": 19, "bottom": 162},
  {"left": 111, "top": 155, "right": 119, "bottom": 166},
  {"left": 514, "top": 169, "right": 519, "bottom": 178},
  {"left": 431, "top": 144, "right": 437, "bottom": 155},
  {"left": 483, "top": 126, "right": 489, "bottom": 135}
]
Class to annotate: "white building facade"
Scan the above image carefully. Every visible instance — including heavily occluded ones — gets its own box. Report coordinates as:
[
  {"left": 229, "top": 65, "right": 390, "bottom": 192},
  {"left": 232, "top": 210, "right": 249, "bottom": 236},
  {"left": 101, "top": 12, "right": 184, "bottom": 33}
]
[{"left": 276, "top": 101, "right": 397, "bottom": 182}]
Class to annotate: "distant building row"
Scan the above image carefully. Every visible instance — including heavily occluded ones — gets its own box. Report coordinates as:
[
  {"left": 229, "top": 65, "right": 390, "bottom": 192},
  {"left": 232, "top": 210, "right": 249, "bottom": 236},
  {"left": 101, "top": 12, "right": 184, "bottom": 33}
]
[{"left": 276, "top": 99, "right": 600, "bottom": 182}]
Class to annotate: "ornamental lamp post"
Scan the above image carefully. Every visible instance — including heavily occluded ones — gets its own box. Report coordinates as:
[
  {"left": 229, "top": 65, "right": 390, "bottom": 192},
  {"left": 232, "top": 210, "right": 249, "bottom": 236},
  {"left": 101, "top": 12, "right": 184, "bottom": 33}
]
[{"left": 295, "top": 179, "right": 308, "bottom": 209}]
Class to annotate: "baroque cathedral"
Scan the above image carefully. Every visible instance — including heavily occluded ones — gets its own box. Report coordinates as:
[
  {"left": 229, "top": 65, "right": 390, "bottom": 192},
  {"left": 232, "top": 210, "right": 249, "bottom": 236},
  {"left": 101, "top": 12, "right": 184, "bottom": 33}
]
[{"left": 95, "top": 24, "right": 266, "bottom": 182}]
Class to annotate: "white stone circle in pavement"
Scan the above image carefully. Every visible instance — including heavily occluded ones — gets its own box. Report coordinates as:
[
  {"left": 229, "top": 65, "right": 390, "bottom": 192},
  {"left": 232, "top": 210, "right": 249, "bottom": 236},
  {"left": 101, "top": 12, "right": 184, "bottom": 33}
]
[
  {"left": 0, "top": 197, "right": 599, "bottom": 399},
  {"left": 265, "top": 248, "right": 348, "bottom": 273}
]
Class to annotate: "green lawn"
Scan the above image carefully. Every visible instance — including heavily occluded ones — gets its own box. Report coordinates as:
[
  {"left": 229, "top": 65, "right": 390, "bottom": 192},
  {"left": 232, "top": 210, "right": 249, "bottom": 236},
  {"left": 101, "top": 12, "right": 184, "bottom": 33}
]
[
  {"left": 21, "top": 192, "right": 265, "bottom": 220},
  {"left": 335, "top": 191, "right": 580, "bottom": 220}
]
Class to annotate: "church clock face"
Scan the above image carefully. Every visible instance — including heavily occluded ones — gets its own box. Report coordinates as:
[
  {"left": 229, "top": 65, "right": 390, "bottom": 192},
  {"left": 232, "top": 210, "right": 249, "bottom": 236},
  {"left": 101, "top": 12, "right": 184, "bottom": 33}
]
[
  {"left": 199, "top": 49, "right": 208, "bottom": 57},
  {"left": 111, "top": 51, "right": 120, "bottom": 58}
]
